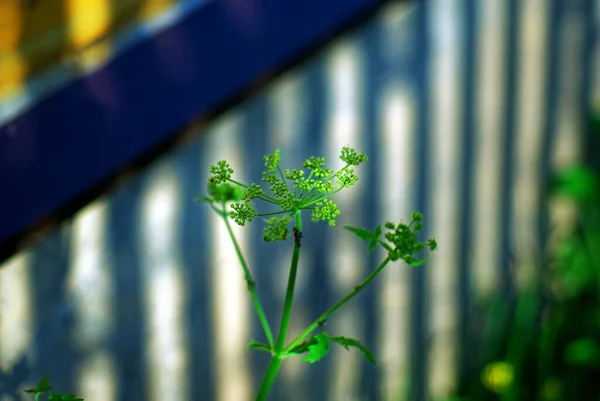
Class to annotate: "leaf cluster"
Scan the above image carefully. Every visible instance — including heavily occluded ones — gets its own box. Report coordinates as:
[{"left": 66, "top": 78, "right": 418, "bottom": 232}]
[
  {"left": 287, "top": 332, "right": 376, "bottom": 365},
  {"left": 344, "top": 211, "right": 437, "bottom": 265},
  {"left": 24, "top": 375, "right": 84, "bottom": 401}
]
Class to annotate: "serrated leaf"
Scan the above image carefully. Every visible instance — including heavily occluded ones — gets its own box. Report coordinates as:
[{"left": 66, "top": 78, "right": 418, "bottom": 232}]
[
  {"left": 24, "top": 374, "right": 53, "bottom": 394},
  {"left": 329, "top": 336, "right": 377, "bottom": 365},
  {"left": 300, "top": 333, "right": 330, "bottom": 363},
  {"left": 344, "top": 225, "right": 382, "bottom": 253},
  {"left": 344, "top": 226, "right": 375, "bottom": 240},
  {"left": 368, "top": 225, "right": 382, "bottom": 252}
]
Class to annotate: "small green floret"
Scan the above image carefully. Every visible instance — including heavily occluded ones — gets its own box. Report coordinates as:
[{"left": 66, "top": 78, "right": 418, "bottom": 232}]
[
  {"left": 263, "top": 148, "right": 281, "bottom": 178},
  {"left": 263, "top": 215, "right": 292, "bottom": 242},
  {"left": 302, "top": 156, "right": 326, "bottom": 170},
  {"left": 311, "top": 199, "right": 341, "bottom": 227},
  {"left": 242, "top": 183, "right": 264, "bottom": 201},
  {"left": 340, "top": 147, "right": 368, "bottom": 166},
  {"left": 285, "top": 169, "right": 305, "bottom": 182},
  {"left": 209, "top": 160, "right": 234, "bottom": 184},
  {"left": 337, "top": 168, "right": 359, "bottom": 188},
  {"left": 230, "top": 201, "right": 256, "bottom": 226}
]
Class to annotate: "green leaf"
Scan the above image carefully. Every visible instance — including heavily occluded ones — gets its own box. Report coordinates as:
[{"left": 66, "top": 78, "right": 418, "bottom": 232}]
[
  {"left": 300, "top": 333, "right": 330, "bottom": 363},
  {"left": 285, "top": 337, "right": 317, "bottom": 356},
  {"left": 564, "top": 338, "right": 600, "bottom": 366},
  {"left": 48, "top": 394, "right": 84, "bottom": 401},
  {"left": 247, "top": 340, "right": 272, "bottom": 353},
  {"left": 329, "top": 336, "right": 377, "bottom": 365},
  {"left": 552, "top": 166, "right": 598, "bottom": 202},
  {"left": 406, "top": 252, "right": 430, "bottom": 267},
  {"left": 24, "top": 374, "right": 53, "bottom": 394},
  {"left": 344, "top": 226, "right": 375, "bottom": 240},
  {"left": 297, "top": 333, "right": 377, "bottom": 365},
  {"left": 344, "top": 225, "right": 382, "bottom": 253},
  {"left": 369, "top": 225, "right": 382, "bottom": 252}
]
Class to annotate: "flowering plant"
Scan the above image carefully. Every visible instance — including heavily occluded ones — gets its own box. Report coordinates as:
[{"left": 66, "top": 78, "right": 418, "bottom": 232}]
[{"left": 197, "top": 147, "right": 437, "bottom": 400}]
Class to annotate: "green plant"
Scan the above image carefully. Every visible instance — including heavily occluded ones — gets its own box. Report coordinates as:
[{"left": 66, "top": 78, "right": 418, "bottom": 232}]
[
  {"left": 196, "top": 147, "right": 437, "bottom": 400},
  {"left": 447, "top": 111, "right": 600, "bottom": 401},
  {"left": 24, "top": 375, "right": 84, "bottom": 401}
]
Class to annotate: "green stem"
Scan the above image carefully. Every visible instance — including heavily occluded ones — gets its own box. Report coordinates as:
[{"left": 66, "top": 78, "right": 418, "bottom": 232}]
[
  {"left": 306, "top": 186, "right": 344, "bottom": 206},
  {"left": 226, "top": 178, "right": 280, "bottom": 204},
  {"left": 284, "top": 256, "right": 391, "bottom": 353},
  {"left": 255, "top": 355, "right": 283, "bottom": 401},
  {"left": 298, "top": 171, "right": 314, "bottom": 199},
  {"left": 254, "top": 210, "right": 302, "bottom": 400},
  {"left": 255, "top": 210, "right": 294, "bottom": 217},
  {"left": 277, "top": 165, "right": 288, "bottom": 188},
  {"left": 276, "top": 210, "right": 303, "bottom": 351},
  {"left": 221, "top": 205, "right": 275, "bottom": 350}
]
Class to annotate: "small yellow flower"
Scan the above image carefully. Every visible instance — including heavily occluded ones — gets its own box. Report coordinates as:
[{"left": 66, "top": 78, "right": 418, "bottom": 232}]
[{"left": 481, "top": 361, "right": 514, "bottom": 393}]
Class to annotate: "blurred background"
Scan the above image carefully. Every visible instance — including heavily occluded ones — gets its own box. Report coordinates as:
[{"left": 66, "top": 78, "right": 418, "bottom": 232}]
[{"left": 0, "top": 0, "right": 599, "bottom": 400}]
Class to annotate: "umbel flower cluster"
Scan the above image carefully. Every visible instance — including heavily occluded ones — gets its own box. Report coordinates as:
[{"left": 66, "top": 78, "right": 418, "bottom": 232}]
[
  {"left": 196, "top": 146, "right": 437, "bottom": 400},
  {"left": 203, "top": 147, "right": 369, "bottom": 242},
  {"left": 199, "top": 146, "right": 436, "bottom": 266}
]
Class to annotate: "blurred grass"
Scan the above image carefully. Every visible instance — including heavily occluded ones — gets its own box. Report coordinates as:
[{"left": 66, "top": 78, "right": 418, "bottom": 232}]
[{"left": 445, "top": 109, "right": 600, "bottom": 401}]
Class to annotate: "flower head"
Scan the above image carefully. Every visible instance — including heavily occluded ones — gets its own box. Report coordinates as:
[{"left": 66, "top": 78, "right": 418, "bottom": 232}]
[
  {"left": 230, "top": 201, "right": 256, "bottom": 226},
  {"left": 382, "top": 212, "right": 436, "bottom": 264},
  {"left": 311, "top": 199, "right": 341, "bottom": 227},
  {"left": 200, "top": 146, "right": 370, "bottom": 235},
  {"left": 263, "top": 215, "right": 292, "bottom": 242},
  {"left": 209, "top": 160, "right": 234, "bottom": 185},
  {"left": 340, "top": 147, "right": 368, "bottom": 166}
]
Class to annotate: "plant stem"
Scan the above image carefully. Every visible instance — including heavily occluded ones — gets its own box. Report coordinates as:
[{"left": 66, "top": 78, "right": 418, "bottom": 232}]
[
  {"left": 275, "top": 210, "right": 303, "bottom": 352},
  {"left": 284, "top": 256, "right": 391, "bottom": 353},
  {"left": 255, "top": 355, "right": 283, "bottom": 401},
  {"left": 255, "top": 210, "right": 294, "bottom": 217},
  {"left": 255, "top": 210, "right": 302, "bottom": 400},
  {"left": 227, "top": 178, "right": 280, "bottom": 204},
  {"left": 222, "top": 206, "right": 275, "bottom": 349}
]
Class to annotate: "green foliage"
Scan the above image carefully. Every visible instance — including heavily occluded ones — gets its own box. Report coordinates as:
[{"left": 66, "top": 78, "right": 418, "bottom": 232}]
[
  {"left": 343, "top": 225, "right": 382, "bottom": 253},
  {"left": 446, "top": 110, "right": 600, "bottom": 401},
  {"left": 328, "top": 335, "right": 377, "bottom": 365},
  {"left": 291, "top": 332, "right": 376, "bottom": 365},
  {"left": 551, "top": 165, "right": 598, "bottom": 202},
  {"left": 345, "top": 212, "right": 437, "bottom": 264},
  {"left": 300, "top": 333, "right": 330, "bottom": 363},
  {"left": 24, "top": 375, "right": 84, "bottom": 401},
  {"left": 262, "top": 215, "right": 291, "bottom": 242},
  {"left": 311, "top": 199, "right": 341, "bottom": 227},
  {"left": 198, "top": 146, "right": 436, "bottom": 400},
  {"left": 564, "top": 338, "right": 600, "bottom": 366}
]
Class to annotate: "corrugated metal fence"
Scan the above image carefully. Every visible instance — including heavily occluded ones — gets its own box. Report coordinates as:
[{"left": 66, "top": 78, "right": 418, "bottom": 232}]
[{"left": 0, "top": 1, "right": 598, "bottom": 400}]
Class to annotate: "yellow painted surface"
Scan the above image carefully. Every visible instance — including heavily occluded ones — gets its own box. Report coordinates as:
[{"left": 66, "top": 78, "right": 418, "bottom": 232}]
[{"left": 0, "top": 0, "right": 177, "bottom": 100}]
